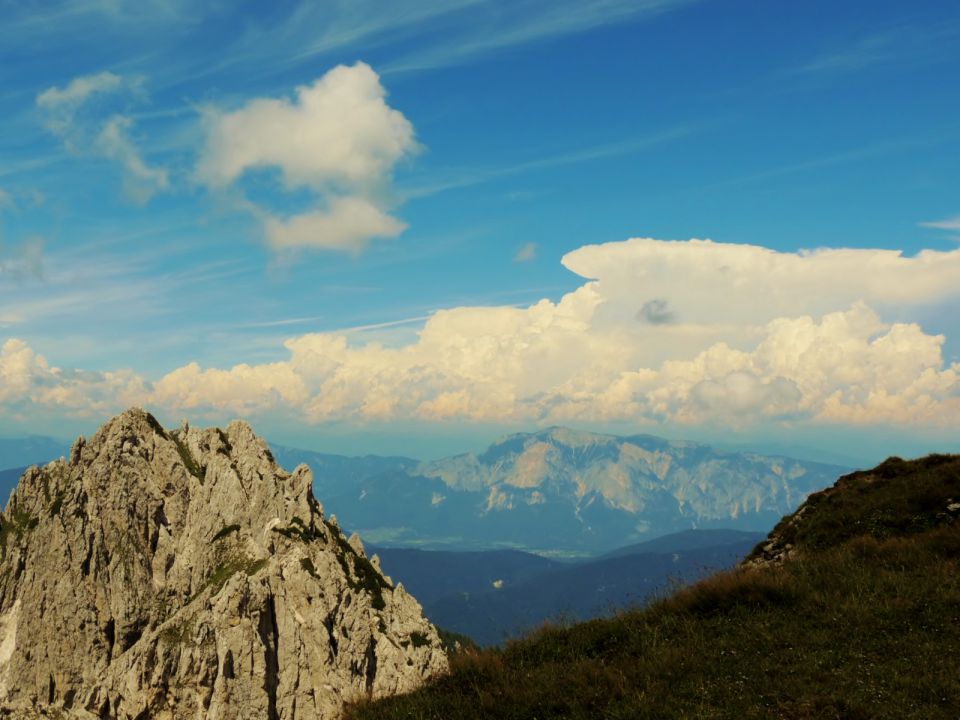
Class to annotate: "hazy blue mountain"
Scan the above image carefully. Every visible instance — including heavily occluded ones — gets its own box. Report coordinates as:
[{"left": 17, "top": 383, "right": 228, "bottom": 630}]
[
  {"left": 0, "top": 436, "right": 70, "bottom": 505},
  {"left": 368, "top": 545, "right": 564, "bottom": 607},
  {"left": 0, "top": 436, "right": 68, "bottom": 471},
  {"left": 276, "top": 427, "right": 847, "bottom": 554},
  {"left": 0, "top": 467, "right": 27, "bottom": 506},
  {"left": 421, "top": 533, "right": 760, "bottom": 646},
  {"left": 270, "top": 446, "right": 418, "bottom": 496},
  {"left": 601, "top": 528, "right": 764, "bottom": 559}
]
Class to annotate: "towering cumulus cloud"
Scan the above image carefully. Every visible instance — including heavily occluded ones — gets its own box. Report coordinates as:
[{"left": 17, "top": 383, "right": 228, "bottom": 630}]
[
  {"left": 148, "top": 238, "right": 960, "bottom": 426},
  {"left": 4, "top": 238, "right": 959, "bottom": 428}
]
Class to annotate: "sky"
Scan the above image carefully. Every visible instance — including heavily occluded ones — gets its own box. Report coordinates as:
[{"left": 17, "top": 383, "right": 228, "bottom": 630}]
[{"left": 0, "top": 0, "right": 959, "bottom": 463}]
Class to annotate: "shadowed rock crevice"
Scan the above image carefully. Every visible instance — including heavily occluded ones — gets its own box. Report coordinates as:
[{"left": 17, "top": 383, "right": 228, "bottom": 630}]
[{"left": 259, "top": 595, "right": 280, "bottom": 720}]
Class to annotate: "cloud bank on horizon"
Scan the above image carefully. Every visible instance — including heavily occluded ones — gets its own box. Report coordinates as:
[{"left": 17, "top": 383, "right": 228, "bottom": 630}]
[{"left": 3, "top": 237, "right": 958, "bottom": 429}]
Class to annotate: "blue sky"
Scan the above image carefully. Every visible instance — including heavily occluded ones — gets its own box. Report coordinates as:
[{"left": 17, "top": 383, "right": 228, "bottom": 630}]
[{"left": 1, "top": 0, "right": 959, "bottom": 462}]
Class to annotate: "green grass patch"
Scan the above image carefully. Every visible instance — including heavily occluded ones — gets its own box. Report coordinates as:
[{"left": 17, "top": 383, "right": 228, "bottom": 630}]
[
  {"left": 0, "top": 508, "right": 39, "bottom": 557},
  {"left": 437, "top": 628, "right": 480, "bottom": 656},
  {"left": 245, "top": 558, "right": 268, "bottom": 576},
  {"left": 324, "top": 520, "right": 391, "bottom": 610},
  {"left": 171, "top": 433, "right": 204, "bottom": 481},
  {"left": 273, "top": 516, "right": 326, "bottom": 543},
  {"left": 192, "top": 555, "right": 267, "bottom": 602},
  {"left": 409, "top": 631, "right": 431, "bottom": 649},
  {"left": 750, "top": 454, "right": 960, "bottom": 559},
  {"left": 159, "top": 615, "right": 194, "bottom": 647}
]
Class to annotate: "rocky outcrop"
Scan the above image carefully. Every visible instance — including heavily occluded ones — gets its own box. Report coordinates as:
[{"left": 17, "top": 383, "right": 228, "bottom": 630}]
[
  {"left": 741, "top": 455, "right": 960, "bottom": 569},
  {"left": 0, "top": 409, "right": 447, "bottom": 719}
]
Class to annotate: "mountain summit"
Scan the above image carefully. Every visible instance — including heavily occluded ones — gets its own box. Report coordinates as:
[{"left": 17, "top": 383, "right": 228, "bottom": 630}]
[
  {"left": 400, "top": 427, "right": 848, "bottom": 551},
  {"left": 0, "top": 408, "right": 446, "bottom": 719}
]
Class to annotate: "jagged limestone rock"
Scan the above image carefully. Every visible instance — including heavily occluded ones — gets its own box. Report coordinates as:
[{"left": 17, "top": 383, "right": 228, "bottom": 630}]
[{"left": 0, "top": 409, "right": 447, "bottom": 719}]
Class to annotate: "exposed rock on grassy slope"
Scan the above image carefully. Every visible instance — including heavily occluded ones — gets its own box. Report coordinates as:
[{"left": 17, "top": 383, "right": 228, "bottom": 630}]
[{"left": 0, "top": 408, "right": 446, "bottom": 719}]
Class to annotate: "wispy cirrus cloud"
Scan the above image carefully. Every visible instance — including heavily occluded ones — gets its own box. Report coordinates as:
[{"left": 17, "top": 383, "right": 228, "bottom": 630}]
[
  {"left": 919, "top": 216, "right": 960, "bottom": 232},
  {"left": 403, "top": 124, "right": 695, "bottom": 199},
  {"left": 190, "top": 0, "right": 699, "bottom": 83},
  {"left": 0, "top": 237, "right": 45, "bottom": 282},
  {"left": 382, "top": 0, "right": 702, "bottom": 73},
  {"left": 513, "top": 243, "right": 538, "bottom": 263},
  {"left": 36, "top": 71, "right": 168, "bottom": 202},
  {"left": 798, "top": 18, "right": 960, "bottom": 76}
]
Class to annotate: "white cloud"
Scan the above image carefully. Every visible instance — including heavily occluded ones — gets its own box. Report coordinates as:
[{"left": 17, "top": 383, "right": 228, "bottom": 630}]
[
  {"left": 96, "top": 115, "right": 169, "bottom": 202},
  {"left": 920, "top": 216, "right": 960, "bottom": 232},
  {"left": 37, "top": 71, "right": 165, "bottom": 201},
  {"left": 198, "top": 62, "right": 417, "bottom": 253},
  {"left": 513, "top": 242, "right": 537, "bottom": 262},
  {"left": 0, "top": 237, "right": 45, "bottom": 280},
  {"left": 384, "top": 0, "right": 700, "bottom": 72},
  {"left": 198, "top": 63, "right": 415, "bottom": 190},
  {"left": 36, "top": 70, "right": 123, "bottom": 111},
  {"left": 592, "top": 303, "right": 959, "bottom": 426},
  {"left": 151, "top": 360, "right": 307, "bottom": 415},
  {"left": 264, "top": 197, "right": 406, "bottom": 252},
  {"left": 0, "top": 338, "right": 146, "bottom": 414},
  {"left": 561, "top": 238, "right": 960, "bottom": 325},
  {"left": 5, "top": 238, "right": 959, "bottom": 429}
]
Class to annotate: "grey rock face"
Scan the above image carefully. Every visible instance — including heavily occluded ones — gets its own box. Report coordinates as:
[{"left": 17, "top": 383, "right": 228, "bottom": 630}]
[{"left": 0, "top": 409, "right": 447, "bottom": 719}]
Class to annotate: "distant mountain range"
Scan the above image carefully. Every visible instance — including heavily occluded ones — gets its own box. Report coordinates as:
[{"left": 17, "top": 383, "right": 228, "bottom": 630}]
[
  {"left": 0, "top": 435, "right": 69, "bottom": 503},
  {"left": 0, "top": 426, "right": 846, "bottom": 554},
  {"left": 0, "top": 425, "right": 840, "bottom": 646},
  {"left": 274, "top": 427, "right": 848, "bottom": 554},
  {"left": 0, "top": 435, "right": 67, "bottom": 471}
]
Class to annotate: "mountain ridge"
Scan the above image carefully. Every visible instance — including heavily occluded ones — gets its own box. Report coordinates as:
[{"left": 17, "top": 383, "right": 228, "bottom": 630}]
[
  {"left": 0, "top": 426, "right": 851, "bottom": 555},
  {"left": 275, "top": 427, "right": 848, "bottom": 553}
]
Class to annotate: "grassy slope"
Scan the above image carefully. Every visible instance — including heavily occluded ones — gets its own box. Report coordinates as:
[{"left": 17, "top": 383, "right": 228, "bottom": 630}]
[{"left": 347, "top": 455, "right": 960, "bottom": 720}]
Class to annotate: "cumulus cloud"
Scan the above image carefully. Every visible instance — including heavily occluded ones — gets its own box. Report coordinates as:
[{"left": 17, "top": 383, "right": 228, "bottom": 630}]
[
  {"left": 5, "top": 238, "right": 959, "bottom": 429},
  {"left": 36, "top": 71, "right": 166, "bottom": 201},
  {"left": 593, "top": 303, "right": 959, "bottom": 425},
  {"left": 0, "top": 338, "right": 147, "bottom": 414},
  {"left": 198, "top": 62, "right": 417, "bottom": 252},
  {"left": 561, "top": 238, "right": 960, "bottom": 327},
  {"left": 264, "top": 197, "right": 406, "bottom": 252}
]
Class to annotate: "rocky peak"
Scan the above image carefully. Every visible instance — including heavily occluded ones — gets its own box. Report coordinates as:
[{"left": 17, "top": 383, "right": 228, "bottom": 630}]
[{"left": 0, "top": 408, "right": 447, "bottom": 719}]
